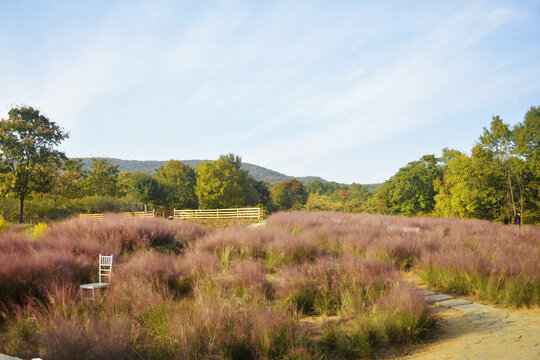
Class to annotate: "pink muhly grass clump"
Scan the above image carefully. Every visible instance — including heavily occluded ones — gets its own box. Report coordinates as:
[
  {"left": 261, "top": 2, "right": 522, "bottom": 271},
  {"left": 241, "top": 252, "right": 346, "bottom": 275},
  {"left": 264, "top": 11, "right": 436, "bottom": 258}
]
[
  {"left": 166, "top": 294, "right": 299, "bottom": 359},
  {"left": 42, "top": 214, "right": 208, "bottom": 255},
  {"left": 420, "top": 248, "right": 491, "bottom": 276},
  {"left": 268, "top": 231, "right": 322, "bottom": 265},
  {"left": 367, "top": 235, "right": 422, "bottom": 270},
  {"left": 228, "top": 260, "right": 268, "bottom": 290},
  {"left": 330, "top": 256, "right": 398, "bottom": 293},
  {"left": 38, "top": 313, "right": 140, "bottom": 360},
  {"left": 377, "top": 282, "right": 427, "bottom": 319},
  {"left": 194, "top": 225, "right": 269, "bottom": 256},
  {"left": 277, "top": 256, "right": 399, "bottom": 315},
  {"left": 37, "top": 234, "right": 111, "bottom": 264},
  {"left": 38, "top": 317, "right": 92, "bottom": 360},
  {"left": 0, "top": 234, "right": 34, "bottom": 254},
  {"left": 377, "top": 282, "right": 434, "bottom": 344},
  {"left": 114, "top": 250, "right": 199, "bottom": 300},
  {"left": 267, "top": 211, "right": 389, "bottom": 239},
  {"left": 108, "top": 275, "right": 172, "bottom": 317},
  {"left": 194, "top": 225, "right": 322, "bottom": 267},
  {"left": 178, "top": 250, "right": 220, "bottom": 277},
  {"left": 116, "top": 250, "right": 183, "bottom": 283},
  {"left": 0, "top": 248, "right": 91, "bottom": 307},
  {"left": 87, "top": 314, "right": 141, "bottom": 360}
]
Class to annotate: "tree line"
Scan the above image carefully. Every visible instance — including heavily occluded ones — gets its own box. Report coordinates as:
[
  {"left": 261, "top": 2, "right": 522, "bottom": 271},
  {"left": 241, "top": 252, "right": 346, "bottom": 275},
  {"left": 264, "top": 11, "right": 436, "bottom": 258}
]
[
  {"left": 0, "top": 106, "right": 315, "bottom": 222},
  {"left": 1, "top": 105, "right": 538, "bottom": 224},
  {"left": 363, "top": 107, "right": 539, "bottom": 224}
]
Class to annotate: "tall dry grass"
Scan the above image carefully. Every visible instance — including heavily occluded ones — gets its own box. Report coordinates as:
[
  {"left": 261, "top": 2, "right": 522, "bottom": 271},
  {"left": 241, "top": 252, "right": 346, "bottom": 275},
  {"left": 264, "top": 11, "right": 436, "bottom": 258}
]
[
  {"left": 267, "top": 211, "right": 540, "bottom": 307},
  {"left": 6, "top": 211, "right": 534, "bottom": 358}
]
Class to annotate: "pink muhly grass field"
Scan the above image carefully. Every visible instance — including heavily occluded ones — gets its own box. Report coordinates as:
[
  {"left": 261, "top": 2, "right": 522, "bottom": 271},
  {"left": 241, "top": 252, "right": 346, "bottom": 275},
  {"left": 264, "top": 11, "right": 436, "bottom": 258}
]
[
  {"left": 0, "top": 211, "right": 536, "bottom": 359},
  {"left": 268, "top": 211, "right": 540, "bottom": 307}
]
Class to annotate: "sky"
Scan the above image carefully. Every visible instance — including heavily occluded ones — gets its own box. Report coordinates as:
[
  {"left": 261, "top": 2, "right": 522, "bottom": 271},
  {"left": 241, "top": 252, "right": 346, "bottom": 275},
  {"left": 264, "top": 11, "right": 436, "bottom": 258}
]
[{"left": 1, "top": 0, "right": 539, "bottom": 184}]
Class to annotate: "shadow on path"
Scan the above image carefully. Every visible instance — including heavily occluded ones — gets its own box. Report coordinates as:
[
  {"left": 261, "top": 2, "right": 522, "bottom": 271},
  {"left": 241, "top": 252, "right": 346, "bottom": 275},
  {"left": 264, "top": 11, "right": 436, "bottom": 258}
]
[{"left": 376, "top": 286, "right": 540, "bottom": 360}]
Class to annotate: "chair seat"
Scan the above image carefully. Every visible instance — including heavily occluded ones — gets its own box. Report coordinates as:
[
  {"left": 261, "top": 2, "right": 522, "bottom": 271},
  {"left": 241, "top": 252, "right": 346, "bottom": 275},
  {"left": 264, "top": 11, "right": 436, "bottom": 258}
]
[{"left": 80, "top": 282, "right": 109, "bottom": 289}]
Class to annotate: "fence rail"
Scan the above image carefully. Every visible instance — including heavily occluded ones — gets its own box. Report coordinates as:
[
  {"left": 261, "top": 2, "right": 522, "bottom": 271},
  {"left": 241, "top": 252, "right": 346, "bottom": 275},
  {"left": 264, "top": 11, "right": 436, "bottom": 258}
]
[
  {"left": 173, "top": 207, "right": 263, "bottom": 221},
  {"left": 123, "top": 210, "right": 155, "bottom": 218},
  {"left": 79, "top": 213, "right": 104, "bottom": 220},
  {"left": 79, "top": 210, "right": 155, "bottom": 220}
]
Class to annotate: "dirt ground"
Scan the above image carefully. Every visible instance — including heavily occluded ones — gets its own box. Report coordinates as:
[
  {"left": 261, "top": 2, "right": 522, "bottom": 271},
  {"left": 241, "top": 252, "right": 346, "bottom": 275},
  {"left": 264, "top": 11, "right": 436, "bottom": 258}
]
[{"left": 375, "top": 296, "right": 540, "bottom": 360}]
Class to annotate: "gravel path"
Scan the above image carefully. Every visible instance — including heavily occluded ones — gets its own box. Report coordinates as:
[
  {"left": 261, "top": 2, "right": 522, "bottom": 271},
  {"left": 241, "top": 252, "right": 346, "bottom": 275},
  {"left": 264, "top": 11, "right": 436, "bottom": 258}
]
[{"left": 396, "top": 289, "right": 540, "bottom": 360}]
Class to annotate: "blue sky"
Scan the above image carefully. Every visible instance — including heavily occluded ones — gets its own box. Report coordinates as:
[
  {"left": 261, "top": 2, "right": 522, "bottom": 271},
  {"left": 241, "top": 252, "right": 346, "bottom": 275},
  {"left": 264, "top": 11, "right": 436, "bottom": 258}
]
[{"left": 1, "top": 0, "right": 539, "bottom": 183}]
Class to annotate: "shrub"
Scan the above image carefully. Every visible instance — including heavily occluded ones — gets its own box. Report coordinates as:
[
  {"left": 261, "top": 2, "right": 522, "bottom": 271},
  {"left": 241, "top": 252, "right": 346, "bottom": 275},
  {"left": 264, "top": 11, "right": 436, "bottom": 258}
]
[
  {"left": 0, "top": 214, "right": 7, "bottom": 232},
  {"left": 32, "top": 222, "right": 47, "bottom": 239}
]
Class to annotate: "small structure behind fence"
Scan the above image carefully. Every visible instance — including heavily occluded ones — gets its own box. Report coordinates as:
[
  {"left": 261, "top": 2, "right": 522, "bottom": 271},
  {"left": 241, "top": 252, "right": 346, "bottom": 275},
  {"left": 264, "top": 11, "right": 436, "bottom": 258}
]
[
  {"left": 173, "top": 207, "right": 263, "bottom": 221},
  {"left": 79, "top": 210, "right": 155, "bottom": 220}
]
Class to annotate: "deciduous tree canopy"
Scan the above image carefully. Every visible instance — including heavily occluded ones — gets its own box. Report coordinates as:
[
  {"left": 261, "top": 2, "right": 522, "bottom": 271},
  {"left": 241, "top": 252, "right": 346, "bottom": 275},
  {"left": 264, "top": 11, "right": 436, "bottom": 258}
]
[
  {"left": 155, "top": 160, "right": 198, "bottom": 209},
  {"left": 271, "top": 179, "right": 308, "bottom": 211},
  {"left": 84, "top": 158, "right": 120, "bottom": 197},
  {"left": 0, "top": 106, "right": 68, "bottom": 222},
  {"left": 195, "top": 154, "right": 258, "bottom": 209}
]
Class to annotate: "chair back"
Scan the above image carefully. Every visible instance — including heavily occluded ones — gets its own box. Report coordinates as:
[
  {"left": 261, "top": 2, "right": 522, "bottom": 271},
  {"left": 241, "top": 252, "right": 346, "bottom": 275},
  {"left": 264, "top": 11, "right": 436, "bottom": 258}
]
[{"left": 99, "top": 254, "right": 113, "bottom": 284}]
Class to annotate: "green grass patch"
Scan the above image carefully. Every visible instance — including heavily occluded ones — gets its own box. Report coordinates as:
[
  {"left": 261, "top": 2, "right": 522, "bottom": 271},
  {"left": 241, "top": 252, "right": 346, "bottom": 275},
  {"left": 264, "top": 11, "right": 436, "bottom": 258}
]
[{"left": 418, "top": 267, "right": 540, "bottom": 307}]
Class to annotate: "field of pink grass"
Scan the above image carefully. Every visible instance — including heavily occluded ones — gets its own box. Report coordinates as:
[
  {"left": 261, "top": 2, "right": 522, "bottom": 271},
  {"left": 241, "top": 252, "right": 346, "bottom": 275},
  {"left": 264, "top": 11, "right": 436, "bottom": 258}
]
[
  {"left": 0, "top": 211, "right": 537, "bottom": 359},
  {"left": 266, "top": 212, "right": 540, "bottom": 307}
]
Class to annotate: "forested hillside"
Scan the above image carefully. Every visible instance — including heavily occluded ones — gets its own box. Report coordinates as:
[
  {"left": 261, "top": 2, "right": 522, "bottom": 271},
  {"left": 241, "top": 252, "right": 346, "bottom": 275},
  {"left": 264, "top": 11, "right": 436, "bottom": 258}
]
[{"left": 79, "top": 158, "right": 328, "bottom": 184}]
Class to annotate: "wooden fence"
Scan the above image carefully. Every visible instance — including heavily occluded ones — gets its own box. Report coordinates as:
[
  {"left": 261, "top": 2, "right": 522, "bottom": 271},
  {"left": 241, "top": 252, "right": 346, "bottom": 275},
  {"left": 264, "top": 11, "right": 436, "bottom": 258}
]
[
  {"left": 173, "top": 207, "right": 264, "bottom": 221},
  {"left": 79, "top": 210, "right": 155, "bottom": 220},
  {"left": 79, "top": 213, "right": 104, "bottom": 220}
]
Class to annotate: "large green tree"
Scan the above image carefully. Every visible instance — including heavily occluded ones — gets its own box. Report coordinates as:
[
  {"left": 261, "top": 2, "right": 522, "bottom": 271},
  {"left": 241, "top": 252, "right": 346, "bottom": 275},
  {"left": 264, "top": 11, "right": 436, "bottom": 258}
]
[
  {"left": 55, "top": 158, "right": 86, "bottom": 199},
  {"left": 305, "top": 180, "right": 344, "bottom": 196},
  {"left": 270, "top": 179, "right": 308, "bottom": 211},
  {"left": 434, "top": 111, "right": 539, "bottom": 223},
  {"left": 83, "top": 158, "right": 120, "bottom": 197},
  {"left": 513, "top": 106, "right": 539, "bottom": 161},
  {"left": 250, "top": 178, "right": 271, "bottom": 208},
  {"left": 0, "top": 106, "right": 68, "bottom": 223},
  {"left": 366, "top": 155, "right": 442, "bottom": 216},
  {"left": 48, "top": 158, "right": 86, "bottom": 214},
  {"left": 478, "top": 116, "right": 518, "bottom": 221},
  {"left": 155, "top": 160, "right": 198, "bottom": 209},
  {"left": 513, "top": 107, "right": 539, "bottom": 223},
  {"left": 195, "top": 154, "right": 258, "bottom": 209},
  {"left": 363, "top": 181, "right": 392, "bottom": 214},
  {"left": 434, "top": 149, "right": 498, "bottom": 219},
  {"left": 130, "top": 173, "right": 162, "bottom": 211}
]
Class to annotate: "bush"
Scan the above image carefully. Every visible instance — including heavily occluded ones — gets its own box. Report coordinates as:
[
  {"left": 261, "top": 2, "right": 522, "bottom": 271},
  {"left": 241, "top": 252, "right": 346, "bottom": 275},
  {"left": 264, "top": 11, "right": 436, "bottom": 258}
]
[
  {"left": 32, "top": 222, "right": 47, "bottom": 239},
  {"left": 0, "top": 214, "right": 7, "bottom": 232}
]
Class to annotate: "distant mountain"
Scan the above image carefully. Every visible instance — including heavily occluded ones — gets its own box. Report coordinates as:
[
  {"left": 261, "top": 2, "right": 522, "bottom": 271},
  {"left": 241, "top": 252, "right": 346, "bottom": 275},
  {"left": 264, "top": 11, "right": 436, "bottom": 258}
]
[{"left": 79, "top": 157, "right": 327, "bottom": 185}]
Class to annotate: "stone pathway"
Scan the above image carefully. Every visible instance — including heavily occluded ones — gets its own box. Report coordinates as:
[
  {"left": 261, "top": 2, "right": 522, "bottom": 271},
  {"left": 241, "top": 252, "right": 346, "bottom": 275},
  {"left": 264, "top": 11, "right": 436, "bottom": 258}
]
[{"left": 400, "top": 289, "right": 540, "bottom": 360}]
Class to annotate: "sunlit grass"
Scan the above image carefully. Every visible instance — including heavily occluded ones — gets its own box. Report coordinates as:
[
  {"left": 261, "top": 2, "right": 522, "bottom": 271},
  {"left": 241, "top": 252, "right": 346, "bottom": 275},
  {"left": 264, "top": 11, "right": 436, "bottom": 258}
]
[{"left": 4, "top": 211, "right": 537, "bottom": 358}]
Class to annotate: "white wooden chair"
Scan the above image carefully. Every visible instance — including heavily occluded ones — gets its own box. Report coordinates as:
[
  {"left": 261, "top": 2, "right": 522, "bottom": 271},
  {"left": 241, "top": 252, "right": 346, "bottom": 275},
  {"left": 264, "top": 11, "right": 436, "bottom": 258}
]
[{"left": 80, "top": 254, "right": 113, "bottom": 301}]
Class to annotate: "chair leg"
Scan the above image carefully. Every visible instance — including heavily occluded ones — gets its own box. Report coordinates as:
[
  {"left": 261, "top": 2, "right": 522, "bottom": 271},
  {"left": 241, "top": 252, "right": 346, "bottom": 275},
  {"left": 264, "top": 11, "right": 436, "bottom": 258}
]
[{"left": 80, "top": 288, "right": 95, "bottom": 302}]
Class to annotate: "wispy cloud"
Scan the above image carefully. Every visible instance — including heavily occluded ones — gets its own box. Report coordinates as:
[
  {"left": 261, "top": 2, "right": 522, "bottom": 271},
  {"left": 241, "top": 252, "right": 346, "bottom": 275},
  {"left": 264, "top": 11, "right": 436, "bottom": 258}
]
[{"left": 0, "top": 1, "right": 538, "bottom": 183}]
